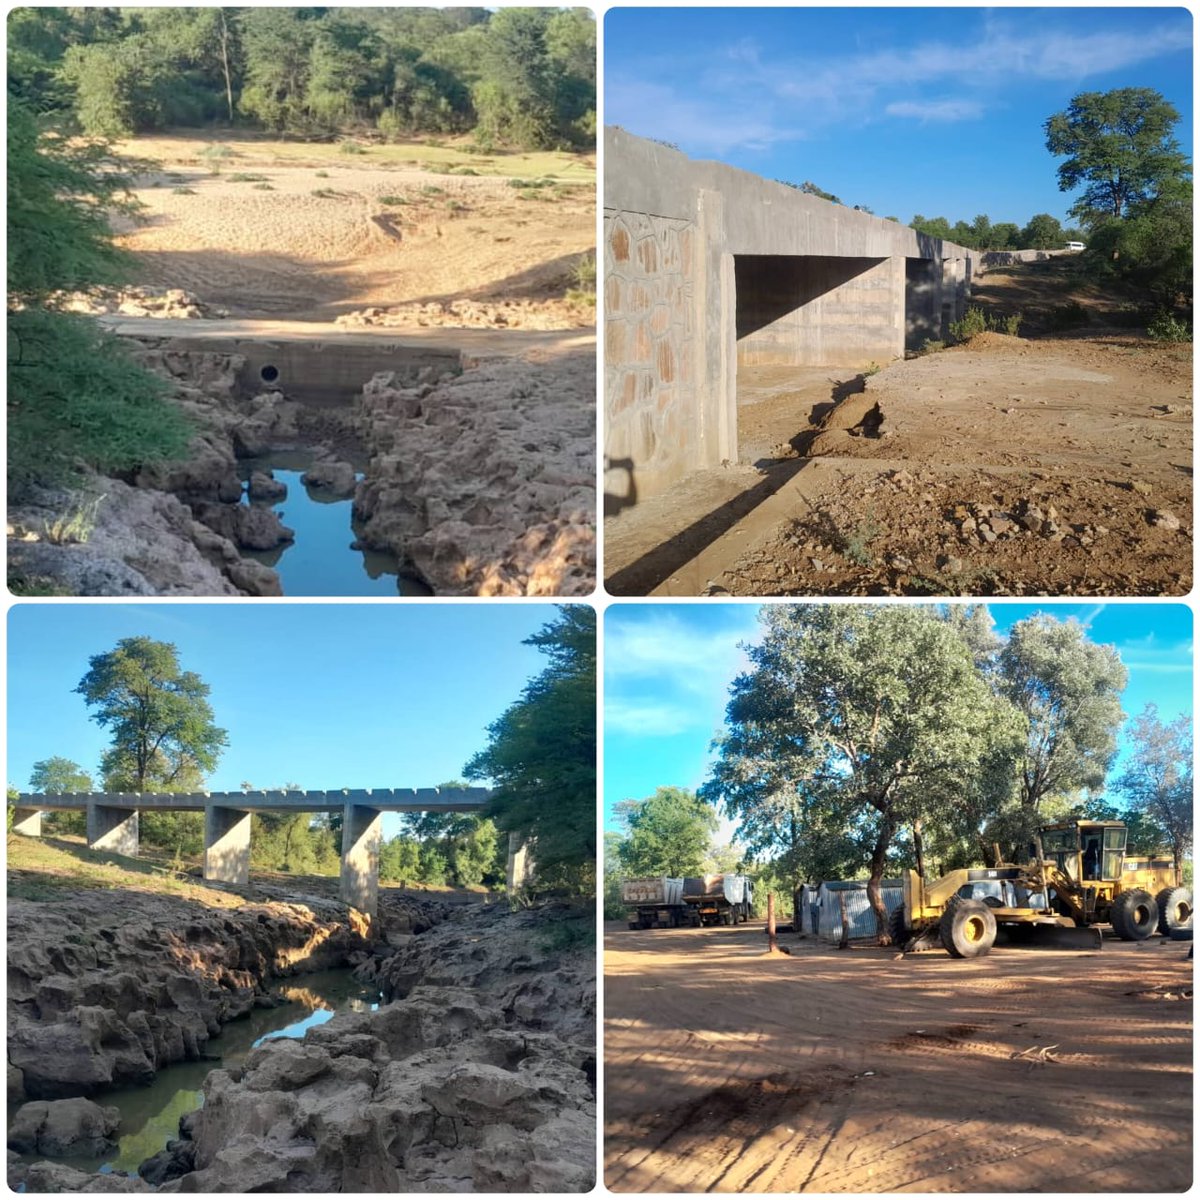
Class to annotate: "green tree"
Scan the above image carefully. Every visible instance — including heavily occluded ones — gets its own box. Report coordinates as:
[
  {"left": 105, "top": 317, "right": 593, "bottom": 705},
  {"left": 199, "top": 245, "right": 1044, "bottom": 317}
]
[
  {"left": 466, "top": 606, "right": 595, "bottom": 895},
  {"left": 1021, "top": 213, "right": 1066, "bottom": 250},
  {"left": 76, "top": 637, "right": 227, "bottom": 791},
  {"left": 1045, "top": 88, "right": 1190, "bottom": 224},
  {"left": 8, "top": 99, "right": 191, "bottom": 488},
  {"left": 910, "top": 214, "right": 953, "bottom": 241},
  {"left": 705, "top": 606, "right": 1012, "bottom": 940},
  {"left": 614, "top": 787, "right": 717, "bottom": 877},
  {"left": 1115, "top": 704, "right": 1192, "bottom": 874},
  {"left": 29, "top": 757, "right": 93, "bottom": 794},
  {"left": 997, "top": 615, "right": 1127, "bottom": 850},
  {"left": 379, "top": 835, "right": 422, "bottom": 886}
]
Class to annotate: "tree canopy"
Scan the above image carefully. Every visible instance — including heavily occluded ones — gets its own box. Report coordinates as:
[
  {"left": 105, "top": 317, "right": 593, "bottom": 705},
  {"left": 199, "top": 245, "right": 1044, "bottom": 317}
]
[
  {"left": 1045, "top": 88, "right": 1190, "bottom": 224},
  {"left": 614, "top": 787, "right": 718, "bottom": 878},
  {"left": 75, "top": 636, "right": 228, "bottom": 791},
  {"left": 10, "top": 7, "right": 595, "bottom": 151},
  {"left": 466, "top": 606, "right": 595, "bottom": 895},
  {"left": 1115, "top": 704, "right": 1193, "bottom": 873},
  {"left": 29, "top": 757, "right": 94, "bottom": 795}
]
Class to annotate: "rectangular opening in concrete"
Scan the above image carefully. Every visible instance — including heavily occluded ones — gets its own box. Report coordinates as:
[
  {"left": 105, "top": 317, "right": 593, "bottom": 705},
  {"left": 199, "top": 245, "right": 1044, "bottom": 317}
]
[{"left": 733, "top": 254, "right": 897, "bottom": 375}]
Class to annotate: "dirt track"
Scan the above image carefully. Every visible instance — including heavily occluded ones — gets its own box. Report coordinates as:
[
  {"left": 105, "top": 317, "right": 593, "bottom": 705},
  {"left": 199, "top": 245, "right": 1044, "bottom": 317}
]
[{"left": 605, "top": 922, "right": 1193, "bottom": 1192}]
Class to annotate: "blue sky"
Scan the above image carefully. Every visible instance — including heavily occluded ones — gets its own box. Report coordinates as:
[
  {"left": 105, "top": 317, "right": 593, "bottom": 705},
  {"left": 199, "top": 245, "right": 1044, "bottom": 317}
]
[
  {"left": 605, "top": 7, "right": 1194, "bottom": 225},
  {"left": 604, "top": 602, "right": 1193, "bottom": 835},
  {"left": 6, "top": 603, "right": 565, "bottom": 839}
]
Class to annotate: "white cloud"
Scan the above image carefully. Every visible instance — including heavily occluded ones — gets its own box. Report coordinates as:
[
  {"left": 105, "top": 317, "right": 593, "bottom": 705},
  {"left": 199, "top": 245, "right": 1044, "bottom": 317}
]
[{"left": 885, "top": 98, "right": 984, "bottom": 122}]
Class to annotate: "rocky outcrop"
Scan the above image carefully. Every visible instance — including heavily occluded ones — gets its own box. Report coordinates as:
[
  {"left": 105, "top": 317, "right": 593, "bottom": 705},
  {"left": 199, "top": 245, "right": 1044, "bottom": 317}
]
[
  {"left": 190, "top": 502, "right": 295, "bottom": 552},
  {"left": 247, "top": 472, "right": 287, "bottom": 502},
  {"left": 12, "top": 1160, "right": 152, "bottom": 1193},
  {"left": 8, "top": 1099, "right": 121, "bottom": 1156},
  {"left": 7, "top": 892, "right": 369, "bottom": 1101},
  {"left": 60, "top": 286, "right": 225, "bottom": 321},
  {"left": 7, "top": 480, "right": 279, "bottom": 597},
  {"left": 164, "top": 903, "right": 595, "bottom": 1192},
  {"left": 301, "top": 459, "right": 357, "bottom": 498},
  {"left": 352, "top": 352, "right": 595, "bottom": 595}
]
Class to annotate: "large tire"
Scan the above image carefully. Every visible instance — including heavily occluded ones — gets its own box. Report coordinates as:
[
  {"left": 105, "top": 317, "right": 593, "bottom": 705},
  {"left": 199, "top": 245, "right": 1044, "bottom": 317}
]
[
  {"left": 888, "top": 903, "right": 910, "bottom": 948},
  {"left": 939, "top": 894, "right": 997, "bottom": 959},
  {"left": 1156, "top": 886, "right": 1193, "bottom": 936},
  {"left": 1111, "top": 889, "right": 1158, "bottom": 940}
]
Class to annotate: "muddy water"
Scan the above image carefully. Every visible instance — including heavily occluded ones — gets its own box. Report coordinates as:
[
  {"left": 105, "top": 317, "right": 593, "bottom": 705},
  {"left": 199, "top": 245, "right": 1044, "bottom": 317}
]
[
  {"left": 238, "top": 452, "right": 431, "bottom": 596},
  {"left": 29, "top": 970, "right": 379, "bottom": 1178}
]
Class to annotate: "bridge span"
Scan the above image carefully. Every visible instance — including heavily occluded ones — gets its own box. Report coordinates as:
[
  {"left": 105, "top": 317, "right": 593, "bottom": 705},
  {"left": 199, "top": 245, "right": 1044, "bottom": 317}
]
[{"left": 10, "top": 788, "right": 529, "bottom": 916}]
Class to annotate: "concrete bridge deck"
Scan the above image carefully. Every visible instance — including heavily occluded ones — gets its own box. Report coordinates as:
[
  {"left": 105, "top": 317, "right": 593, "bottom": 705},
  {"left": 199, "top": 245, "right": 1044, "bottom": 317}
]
[{"left": 10, "top": 788, "right": 525, "bottom": 917}]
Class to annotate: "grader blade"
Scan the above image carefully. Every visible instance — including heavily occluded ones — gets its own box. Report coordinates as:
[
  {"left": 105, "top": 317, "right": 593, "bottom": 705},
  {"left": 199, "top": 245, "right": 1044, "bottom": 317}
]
[{"left": 998, "top": 923, "right": 1103, "bottom": 951}]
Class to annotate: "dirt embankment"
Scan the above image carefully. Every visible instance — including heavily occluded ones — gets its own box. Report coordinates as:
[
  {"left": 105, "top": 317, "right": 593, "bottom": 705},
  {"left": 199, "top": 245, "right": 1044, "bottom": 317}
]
[{"left": 605, "top": 922, "right": 1193, "bottom": 1193}]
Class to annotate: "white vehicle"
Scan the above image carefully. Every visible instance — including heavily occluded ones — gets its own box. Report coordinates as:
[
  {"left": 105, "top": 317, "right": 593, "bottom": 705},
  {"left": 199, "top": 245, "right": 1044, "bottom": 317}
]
[{"left": 1065, "top": 241, "right": 1086, "bottom": 251}]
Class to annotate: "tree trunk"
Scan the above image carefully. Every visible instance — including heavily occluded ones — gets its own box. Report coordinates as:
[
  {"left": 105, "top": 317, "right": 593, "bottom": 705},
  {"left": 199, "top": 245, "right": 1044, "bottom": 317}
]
[
  {"left": 219, "top": 11, "right": 234, "bottom": 124},
  {"left": 912, "top": 818, "right": 926, "bottom": 879},
  {"left": 868, "top": 816, "right": 896, "bottom": 944}
]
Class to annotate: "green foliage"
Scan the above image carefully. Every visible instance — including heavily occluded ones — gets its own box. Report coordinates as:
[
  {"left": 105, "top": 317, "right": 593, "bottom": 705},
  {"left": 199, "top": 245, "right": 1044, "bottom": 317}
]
[
  {"left": 948, "top": 306, "right": 1022, "bottom": 343},
  {"left": 30, "top": 757, "right": 94, "bottom": 795},
  {"left": 1045, "top": 301, "right": 1090, "bottom": 331},
  {"left": 1021, "top": 213, "right": 1066, "bottom": 250},
  {"left": 613, "top": 787, "right": 718, "bottom": 877},
  {"left": 228, "top": 172, "right": 269, "bottom": 182},
  {"left": 1046, "top": 88, "right": 1190, "bottom": 223},
  {"left": 379, "top": 835, "right": 422, "bottom": 885},
  {"left": 1147, "top": 311, "right": 1192, "bottom": 342},
  {"left": 379, "top": 194, "right": 407, "bottom": 206},
  {"left": 403, "top": 808, "right": 502, "bottom": 888},
  {"left": 466, "top": 606, "right": 596, "bottom": 896},
  {"left": 9, "top": 308, "right": 192, "bottom": 489},
  {"left": 8, "top": 98, "right": 192, "bottom": 489},
  {"left": 703, "top": 606, "right": 1025, "bottom": 933},
  {"left": 997, "top": 615, "right": 1127, "bottom": 852},
  {"left": 14, "top": 8, "right": 592, "bottom": 150},
  {"left": 171, "top": 185, "right": 195, "bottom": 195},
  {"left": 1114, "top": 704, "right": 1192, "bottom": 872},
  {"left": 76, "top": 637, "right": 227, "bottom": 792}
]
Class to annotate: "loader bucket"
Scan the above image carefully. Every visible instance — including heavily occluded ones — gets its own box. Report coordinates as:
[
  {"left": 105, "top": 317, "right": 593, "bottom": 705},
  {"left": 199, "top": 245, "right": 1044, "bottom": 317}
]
[{"left": 997, "top": 922, "right": 1103, "bottom": 951}]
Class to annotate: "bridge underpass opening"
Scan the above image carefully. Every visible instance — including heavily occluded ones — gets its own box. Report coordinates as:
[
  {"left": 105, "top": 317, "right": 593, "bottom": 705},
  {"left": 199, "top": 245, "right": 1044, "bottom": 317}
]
[
  {"left": 732, "top": 254, "right": 902, "bottom": 460},
  {"left": 905, "top": 257, "right": 940, "bottom": 351}
]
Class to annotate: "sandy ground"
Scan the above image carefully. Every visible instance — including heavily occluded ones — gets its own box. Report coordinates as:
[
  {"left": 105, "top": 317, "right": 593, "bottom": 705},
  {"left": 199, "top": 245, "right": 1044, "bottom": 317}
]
[
  {"left": 604, "top": 266, "right": 1191, "bottom": 597},
  {"left": 112, "top": 136, "right": 594, "bottom": 323},
  {"left": 604, "top": 921, "right": 1193, "bottom": 1193}
]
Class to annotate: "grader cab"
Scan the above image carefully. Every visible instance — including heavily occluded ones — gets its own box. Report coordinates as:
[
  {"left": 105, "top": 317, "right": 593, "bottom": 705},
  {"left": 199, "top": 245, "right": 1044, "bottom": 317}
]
[{"left": 893, "top": 820, "right": 1192, "bottom": 959}]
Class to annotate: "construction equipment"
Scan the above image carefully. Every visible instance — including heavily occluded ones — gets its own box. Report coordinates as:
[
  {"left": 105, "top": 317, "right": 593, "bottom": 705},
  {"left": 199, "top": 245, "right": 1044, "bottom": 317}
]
[{"left": 893, "top": 820, "right": 1192, "bottom": 958}]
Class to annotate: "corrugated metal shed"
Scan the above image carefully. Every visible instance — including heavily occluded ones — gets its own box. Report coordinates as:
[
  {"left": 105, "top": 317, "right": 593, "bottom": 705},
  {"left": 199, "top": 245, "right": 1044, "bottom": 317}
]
[{"left": 814, "top": 880, "right": 903, "bottom": 942}]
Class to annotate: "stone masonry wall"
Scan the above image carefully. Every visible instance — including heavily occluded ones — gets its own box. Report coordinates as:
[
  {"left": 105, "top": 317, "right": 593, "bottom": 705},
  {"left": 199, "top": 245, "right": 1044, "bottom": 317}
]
[{"left": 604, "top": 209, "right": 697, "bottom": 508}]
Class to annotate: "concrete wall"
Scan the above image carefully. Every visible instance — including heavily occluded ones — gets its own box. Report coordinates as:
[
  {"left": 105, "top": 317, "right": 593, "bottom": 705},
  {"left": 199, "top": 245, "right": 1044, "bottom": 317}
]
[{"left": 604, "top": 127, "right": 977, "bottom": 505}]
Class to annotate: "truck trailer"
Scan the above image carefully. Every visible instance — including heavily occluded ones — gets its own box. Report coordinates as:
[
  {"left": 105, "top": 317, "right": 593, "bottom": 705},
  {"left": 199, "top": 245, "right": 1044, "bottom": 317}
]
[
  {"left": 623, "top": 876, "right": 686, "bottom": 929},
  {"left": 682, "top": 874, "right": 754, "bottom": 926}
]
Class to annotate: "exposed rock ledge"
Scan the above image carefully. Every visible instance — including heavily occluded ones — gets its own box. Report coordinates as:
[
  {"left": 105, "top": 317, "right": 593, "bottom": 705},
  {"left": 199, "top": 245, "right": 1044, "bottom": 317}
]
[{"left": 7, "top": 891, "right": 370, "bottom": 1102}]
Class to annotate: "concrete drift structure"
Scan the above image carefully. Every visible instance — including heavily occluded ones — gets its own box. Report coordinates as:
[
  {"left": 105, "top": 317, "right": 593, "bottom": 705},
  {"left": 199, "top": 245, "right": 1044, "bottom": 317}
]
[
  {"left": 604, "top": 127, "right": 978, "bottom": 506},
  {"left": 12, "top": 788, "right": 524, "bottom": 917}
]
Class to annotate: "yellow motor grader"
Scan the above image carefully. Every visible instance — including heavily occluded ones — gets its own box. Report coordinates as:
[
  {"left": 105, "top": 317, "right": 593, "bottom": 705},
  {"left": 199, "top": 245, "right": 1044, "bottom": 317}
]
[{"left": 892, "top": 819, "right": 1193, "bottom": 958}]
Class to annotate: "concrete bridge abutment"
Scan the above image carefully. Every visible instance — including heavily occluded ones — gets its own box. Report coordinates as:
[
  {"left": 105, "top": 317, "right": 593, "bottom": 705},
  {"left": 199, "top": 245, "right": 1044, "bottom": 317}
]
[
  {"left": 339, "top": 800, "right": 382, "bottom": 916},
  {"left": 10, "top": 808, "right": 42, "bottom": 837},
  {"left": 604, "top": 127, "right": 978, "bottom": 508}
]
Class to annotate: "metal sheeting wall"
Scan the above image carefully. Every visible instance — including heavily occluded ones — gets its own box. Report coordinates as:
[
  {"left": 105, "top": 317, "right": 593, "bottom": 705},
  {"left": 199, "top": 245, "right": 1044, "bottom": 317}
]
[{"left": 814, "top": 882, "right": 903, "bottom": 942}]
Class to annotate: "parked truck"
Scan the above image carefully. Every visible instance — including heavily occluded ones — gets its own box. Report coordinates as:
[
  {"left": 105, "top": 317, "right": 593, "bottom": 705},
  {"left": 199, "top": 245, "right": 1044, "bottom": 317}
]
[
  {"left": 682, "top": 874, "right": 754, "bottom": 926},
  {"left": 623, "top": 876, "right": 686, "bottom": 929}
]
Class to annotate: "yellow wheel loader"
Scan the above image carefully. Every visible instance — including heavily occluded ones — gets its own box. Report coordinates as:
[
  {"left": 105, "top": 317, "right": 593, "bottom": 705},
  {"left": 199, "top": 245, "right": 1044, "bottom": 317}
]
[{"left": 893, "top": 820, "right": 1192, "bottom": 958}]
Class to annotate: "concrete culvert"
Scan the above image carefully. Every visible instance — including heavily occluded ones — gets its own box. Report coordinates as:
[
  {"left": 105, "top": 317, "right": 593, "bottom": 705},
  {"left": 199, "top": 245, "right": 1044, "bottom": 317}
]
[{"left": 260, "top": 364, "right": 279, "bottom": 383}]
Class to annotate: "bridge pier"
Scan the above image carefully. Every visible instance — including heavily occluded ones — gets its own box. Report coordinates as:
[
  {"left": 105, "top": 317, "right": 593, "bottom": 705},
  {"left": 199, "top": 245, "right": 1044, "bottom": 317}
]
[
  {"left": 204, "top": 805, "right": 252, "bottom": 885},
  {"left": 87, "top": 802, "right": 139, "bottom": 856},
  {"left": 10, "top": 808, "right": 42, "bottom": 837},
  {"left": 340, "top": 801, "right": 382, "bottom": 916},
  {"left": 506, "top": 833, "right": 534, "bottom": 891}
]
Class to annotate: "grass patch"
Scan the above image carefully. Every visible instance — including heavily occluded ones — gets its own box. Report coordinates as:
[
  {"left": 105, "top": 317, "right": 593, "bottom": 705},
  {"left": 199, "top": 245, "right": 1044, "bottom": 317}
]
[
  {"left": 7, "top": 572, "right": 74, "bottom": 596},
  {"left": 949, "top": 305, "right": 1023, "bottom": 342},
  {"left": 1147, "top": 311, "right": 1192, "bottom": 342},
  {"left": 251, "top": 182, "right": 274, "bottom": 190},
  {"left": 6, "top": 834, "right": 244, "bottom": 907},
  {"left": 315, "top": 169, "right": 330, "bottom": 178},
  {"left": 311, "top": 187, "right": 340, "bottom": 199},
  {"left": 420, "top": 184, "right": 445, "bottom": 197},
  {"left": 228, "top": 172, "right": 269, "bottom": 183},
  {"left": 338, "top": 140, "right": 367, "bottom": 155},
  {"left": 379, "top": 194, "right": 408, "bottom": 206},
  {"left": 171, "top": 185, "right": 195, "bottom": 195}
]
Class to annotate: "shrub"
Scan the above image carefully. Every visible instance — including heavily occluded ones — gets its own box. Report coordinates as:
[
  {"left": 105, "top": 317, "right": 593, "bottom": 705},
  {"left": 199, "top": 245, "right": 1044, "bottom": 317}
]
[
  {"left": 315, "top": 169, "right": 330, "bottom": 178},
  {"left": 379, "top": 194, "right": 407, "bottom": 206},
  {"left": 228, "top": 172, "right": 268, "bottom": 183},
  {"left": 311, "top": 188, "right": 339, "bottom": 199},
  {"left": 949, "top": 305, "right": 1022, "bottom": 343},
  {"left": 1147, "top": 311, "right": 1193, "bottom": 342},
  {"left": 338, "top": 140, "right": 366, "bottom": 155},
  {"left": 1045, "top": 301, "right": 1089, "bottom": 331},
  {"left": 171, "top": 185, "right": 195, "bottom": 195}
]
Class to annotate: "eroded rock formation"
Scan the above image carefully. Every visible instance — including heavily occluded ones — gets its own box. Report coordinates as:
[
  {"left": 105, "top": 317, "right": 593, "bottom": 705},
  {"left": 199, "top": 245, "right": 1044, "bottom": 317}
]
[{"left": 352, "top": 352, "right": 596, "bottom": 595}]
